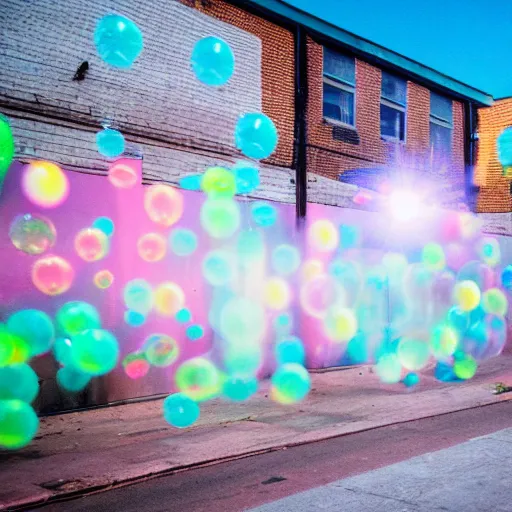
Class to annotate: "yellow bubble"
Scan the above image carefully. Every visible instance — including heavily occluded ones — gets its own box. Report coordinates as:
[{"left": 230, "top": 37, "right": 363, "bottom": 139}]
[
  {"left": 430, "top": 325, "right": 458, "bottom": 359},
  {"left": 22, "top": 161, "right": 69, "bottom": 208},
  {"left": 308, "top": 220, "right": 339, "bottom": 252},
  {"left": 453, "top": 280, "right": 481, "bottom": 312},
  {"left": 137, "top": 233, "right": 167, "bottom": 262},
  {"left": 301, "top": 259, "right": 324, "bottom": 282},
  {"left": 154, "top": 282, "right": 185, "bottom": 317},
  {"left": 264, "top": 277, "right": 291, "bottom": 311},
  {"left": 75, "top": 228, "right": 109, "bottom": 262},
  {"left": 144, "top": 184, "right": 184, "bottom": 227},
  {"left": 323, "top": 306, "right": 357, "bottom": 342}
]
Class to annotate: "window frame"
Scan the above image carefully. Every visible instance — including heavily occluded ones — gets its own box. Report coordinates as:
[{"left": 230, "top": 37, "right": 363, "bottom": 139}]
[
  {"left": 322, "top": 49, "right": 356, "bottom": 129},
  {"left": 429, "top": 92, "right": 453, "bottom": 157},
  {"left": 380, "top": 72, "right": 407, "bottom": 143}
]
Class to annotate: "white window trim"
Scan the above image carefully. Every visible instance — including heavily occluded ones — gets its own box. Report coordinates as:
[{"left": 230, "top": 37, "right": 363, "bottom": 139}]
[
  {"left": 380, "top": 98, "right": 407, "bottom": 143},
  {"left": 322, "top": 75, "right": 356, "bottom": 129}
]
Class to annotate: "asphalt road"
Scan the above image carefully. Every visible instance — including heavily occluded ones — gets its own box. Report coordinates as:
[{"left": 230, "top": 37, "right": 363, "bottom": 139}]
[{"left": 33, "top": 400, "right": 512, "bottom": 512}]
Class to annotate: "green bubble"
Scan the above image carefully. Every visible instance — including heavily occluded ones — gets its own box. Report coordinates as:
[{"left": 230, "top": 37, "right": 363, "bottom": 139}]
[
  {"left": 70, "top": 329, "right": 119, "bottom": 376},
  {"left": 0, "top": 364, "right": 39, "bottom": 403},
  {"left": 201, "top": 166, "right": 236, "bottom": 198},
  {"left": 56, "top": 366, "right": 91, "bottom": 393},
  {"left": 0, "top": 399, "right": 39, "bottom": 450},
  {"left": 175, "top": 358, "right": 221, "bottom": 402},
  {"left": 482, "top": 288, "right": 508, "bottom": 317},
  {"left": 56, "top": 301, "right": 101, "bottom": 337},
  {"left": 143, "top": 334, "right": 179, "bottom": 367},
  {"left": 453, "top": 355, "right": 478, "bottom": 380},
  {"left": 271, "top": 363, "right": 311, "bottom": 404},
  {"left": 430, "top": 325, "right": 458, "bottom": 359},
  {"left": 7, "top": 309, "right": 55, "bottom": 357},
  {"left": 0, "top": 115, "right": 15, "bottom": 185},
  {"left": 422, "top": 243, "right": 445, "bottom": 271},
  {"left": 200, "top": 198, "right": 240, "bottom": 239}
]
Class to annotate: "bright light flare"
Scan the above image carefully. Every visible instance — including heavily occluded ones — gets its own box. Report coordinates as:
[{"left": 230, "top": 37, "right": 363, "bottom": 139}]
[{"left": 388, "top": 190, "right": 421, "bottom": 222}]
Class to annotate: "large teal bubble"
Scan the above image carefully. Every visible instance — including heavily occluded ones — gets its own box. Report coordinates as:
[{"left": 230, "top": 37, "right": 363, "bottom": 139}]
[
  {"left": 202, "top": 250, "right": 235, "bottom": 287},
  {"left": 271, "top": 363, "right": 311, "bottom": 404},
  {"left": 175, "top": 308, "right": 192, "bottom": 323},
  {"left": 7, "top": 309, "right": 55, "bottom": 357},
  {"left": 186, "top": 324, "right": 204, "bottom": 341},
  {"left": 56, "top": 301, "right": 101, "bottom": 337},
  {"left": 56, "top": 366, "right": 91, "bottom": 393},
  {"left": 191, "top": 36, "right": 234, "bottom": 87},
  {"left": 0, "top": 364, "right": 39, "bottom": 403},
  {"left": 53, "top": 337, "right": 73, "bottom": 366},
  {"left": 124, "top": 310, "right": 147, "bottom": 327},
  {"left": 272, "top": 244, "right": 301, "bottom": 276},
  {"left": 235, "top": 113, "right": 278, "bottom": 160},
  {"left": 169, "top": 228, "right": 198, "bottom": 256},
  {"left": 163, "top": 393, "right": 200, "bottom": 428},
  {"left": 223, "top": 375, "right": 258, "bottom": 401},
  {"left": 251, "top": 201, "right": 277, "bottom": 227},
  {"left": 233, "top": 163, "right": 260, "bottom": 194},
  {"left": 223, "top": 343, "right": 262, "bottom": 375},
  {"left": 275, "top": 336, "right": 305, "bottom": 365},
  {"left": 0, "top": 399, "right": 39, "bottom": 450},
  {"left": 92, "top": 216, "right": 115, "bottom": 237},
  {"left": 96, "top": 128, "right": 125, "bottom": 158},
  {"left": 70, "top": 329, "right": 119, "bottom": 376},
  {"left": 123, "top": 279, "right": 153, "bottom": 315}
]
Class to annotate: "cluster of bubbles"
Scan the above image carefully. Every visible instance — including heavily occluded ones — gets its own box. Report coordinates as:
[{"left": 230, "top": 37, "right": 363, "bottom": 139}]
[{"left": 1, "top": 16, "right": 511, "bottom": 447}]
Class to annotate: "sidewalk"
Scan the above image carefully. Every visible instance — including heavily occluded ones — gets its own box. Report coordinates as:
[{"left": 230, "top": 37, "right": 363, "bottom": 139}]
[{"left": 2, "top": 356, "right": 512, "bottom": 510}]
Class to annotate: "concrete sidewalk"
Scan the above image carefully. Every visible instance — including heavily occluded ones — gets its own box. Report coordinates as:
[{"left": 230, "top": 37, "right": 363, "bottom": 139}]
[{"left": 2, "top": 356, "right": 512, "bottom": 510}]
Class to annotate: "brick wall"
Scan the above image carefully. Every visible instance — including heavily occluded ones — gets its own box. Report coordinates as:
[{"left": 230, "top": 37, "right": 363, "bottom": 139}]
[{"left": 475, "top": 98, "right": 512, "bottom": 212}]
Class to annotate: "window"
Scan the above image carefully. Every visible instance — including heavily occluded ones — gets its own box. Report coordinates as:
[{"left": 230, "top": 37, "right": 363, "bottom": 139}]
[
  {"left": 380, "top": 71, "right": 406, "bottom": 142},
  {"left": 430, "top": 92, "right": 453, "bottom": 157},
  {"left": 323, "top": 47, "right": 356, "bottom": 127}
]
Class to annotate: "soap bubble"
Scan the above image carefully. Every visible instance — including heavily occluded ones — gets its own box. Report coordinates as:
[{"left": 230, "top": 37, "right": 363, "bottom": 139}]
[
  {"left": 32, "top": 255, "right": 74, "bottom": 296},
  {"left": 201, "top": 198, "right": 240, "bottom": 238},
  {"left": 56, "top": 301, "right": 101, "bottom": 337},
  {"left": 422, "top": 243, "right": 445, "bottom": 271},
  {"left": 169, "top": 228, "right": 198, "bottom": 256},
  {"left": 430, "top": 325, "right": 458, "bottom": 359},
  {"left": 446, "top": 306, "right": 469, "bottom": 334},
  {"left": 251, "top": 201, "right": 277, "bottom": 227},
  {"left": 453, "top": 280, "right": 481, "bottom": 312},
  {"left": 328, "top": 259, "right": 362, "bottom": 305},
  {"left": 501, "top": 265, "right": 512, "bottom": 290},
  {"left": 124, "top": 310, "right": 146, "bottom": 327},
  {"left": 482, "top": 288, "right": 508, "bottom": 316},
  {"left": 272, "top": 244, "right": 301, "bottom": 275},
  {"left": 124, "top": 279, "right": 153, "bottom": 315},
  {"left": 301, "top": 259, "right": 324, "bottom": 282},
  {"left": 96, "top": 128, "right": 125, "bottom": 158},
  {"left": 223, "top": 344, "right": 262, "bottom": 375},
  {"left": 264, "top": 277, "right": 291, "bottom": 311},
  {"left": 179, "top": 174, "right": 202, "bottom": 191},
  {"left": 453, "top": 355, "right": 477, "bottom": 380},
  {"left": 402, "top": 372, "right": 420, "bottom": 388},
  {"left": 223, "top": 375, "right": 258, "bottom": 401},
  {"left": 274, "top": 312, "right": 293, "bottom": 335},
  {"left": 94, "top": 14, "right": 143, "bottom": 68},
  {"left": 186, "top": 324, "right": 204, "bottom": 341},
  {"left": 0, "top": 364, "right": 39, "bottom": 403},
  {"left": 191, "top": 36, "right": 235, "bottom": 86},
  {"left": 235, "top": 113, "right": 278, "bottom": 160},
  {"left": 154, "top": 282, "right": 185, "bottom": 317},
  {"left": 94, "top": 269, "right": 114, "bottom": 289},
  {"left": 22, "top": 161, "right": 69, "bottom": 208},
  {"left": 300, "top": 275, "right": 344, "bottom": 319},
  {"left": 220, "top": 298, "right": 266, "bottom": 344},
  {"left": 175, "top": 358, "right": 221, "bottom": 402},
  {"left": 397, "top": 337, "right": 430, "bottom": 371},
  {"left": 56, "top": 367, "right": 91, "bottom": 393},
  {"left": 53, "top": 337, "right": 73, "bottom": 366},
  {"left": 0, "top": 326, "right": 29, "bottom": 366},
  {"left": 143, "top": 334, "right": 179, "bottom": 367},
  {"left": 70, "top": 329, "right": 119, "bottom": 376},
  {"left": 271, "top": 363, "right": 311, "bottom": 404},
  {"left": 75, "top": 228, "right": 110, "bottom": 262},
  {"left": 233, "top": 163, "right": 260, "bottom": 194},
  {"left": 323, "top": 306, "right": 357, "bottom": 342},
  {"left": 163, "top": 393, "right": 200, "bottom": 428},
  {"left": 175, "top": 308, "right": 192, "bottom": 323},
  {"left": 9, "top": 214, "right": 56, "bottom": 255},
  {"left": 478, "top": 237, "right": 500, "bottom": 267},
  {"left": 375, "top": 353, "right": 402, "bottom": 384},
  {"left": 0, "top": 400, "right": 39, "bottom": 450},
  {"left": 144, "top": 184, "right": 184, "bottom": 227},
  {"left": 201, "top": 166, "right": 236, "bottom": 198},
  {"left": 484, "top": 314, "right": 507, "bottom": 359},
  {"left": 308, "top": 219, "right": 339, "bottom": 252},
  {"left": 202, "top": 250, "right": 235, "bottom": 286},
  {"left": 137, "top": 233, "right": 167, "bottom": 262},
  {"left": 275, "top": 336, "right": 305, "bottom": 365},
  {"left": 92, "top": 216, "right": 115, "bottom": 237},
  {"left": 457, "top": 260, "right": 494, "bottom": 290},
  {"left": 0, "top": 115, "right": 14, "bottom": 177},
  {"left": 7, "top": 309, "right": 54, "bottom": 357},
  {"left": 122, "top": 352, "right": 150, "bottom": 379},
  {"left": 339, "top": 224, "right": 360, "bottom": 249},
  {"left": 237, "top": 229, "right": 265, "bottom": 263},
  {"left": 108, "top": 161, "right": 138, "bottom": 188}
]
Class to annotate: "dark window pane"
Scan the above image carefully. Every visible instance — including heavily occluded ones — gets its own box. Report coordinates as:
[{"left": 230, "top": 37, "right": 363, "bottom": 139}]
[
  {"left": 430, "top": 92, "right": 453, "bottom": 124},
  {"left": 381, "top": 104, "right": 405, "bottom": 140},
  {"left": 430, "top": 122, "right": 452, "bottom": 156},
  {"left": 323, "top": 47, "right": 355, "bottom": 85},
  {"left": 323, "top": 82, "right": 354, "bottom": 125},
  {"left": 381, "top": 72, "right": 407, "bottom": 106}
]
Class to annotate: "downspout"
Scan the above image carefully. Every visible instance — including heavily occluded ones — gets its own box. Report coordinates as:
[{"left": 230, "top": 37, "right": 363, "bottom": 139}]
[{"left": 463, "top": 101, "right": 479, "bottom": 211}]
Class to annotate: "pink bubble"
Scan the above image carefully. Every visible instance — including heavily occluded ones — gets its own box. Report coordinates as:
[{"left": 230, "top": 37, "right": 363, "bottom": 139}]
[
  {"left": 75, "top": 228, "right": 109, "bottom": 262},
  {"left": 108, "top": 161, "right": 139, "bottom": 189},
  {"left": 32, "top": 255, "right": 74, "bottom": 296}
]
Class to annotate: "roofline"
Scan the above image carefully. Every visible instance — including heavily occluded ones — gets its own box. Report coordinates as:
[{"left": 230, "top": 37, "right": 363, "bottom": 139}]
[
  {"left": 495, "top": 95, "right": 512, "bottom": 102},
  {"left": 243, "top": 0, "right": 494, "bottom": 107}
]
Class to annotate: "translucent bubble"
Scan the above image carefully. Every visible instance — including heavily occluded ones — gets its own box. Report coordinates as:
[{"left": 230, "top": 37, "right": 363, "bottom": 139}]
[
  {"left": 447, "top": 306, "right": 469, "bottom": 334},
  {"left": 403, "top": 263, "right": 433, "bottom": 302},
  {"left": 478, "top": 237, "right": 500, "bottom": 267},
  {"left": 323, "top": 306, "right": 357, "bottom": 342},
  {"left": 339, "top": 224, "right": 360, "bottom": 249},
  {"left": 397, "top": 337, "right": 430, "bottom": 371},
  {"left": 94, "top": 269, "right": 114, "bottom": 289},
  {"left": 223, "top": 375, "right": 258, "bottom": 401},
  {"left": 163, "top": 393, "right": 200, "bottom": 428},
  {"left": 274, "top": 312, "right": 293, "bottom": 336},
  {"left": 445, "top": 243, "right": 471, "bottom": 271},
  {"left": 0, "top": 115, "right": 14, "bottom": 177},
  {"left": 0, "top": 364, "right": 39, "bottom": 403},
  {"left": 422, "top": 243, "right": 445, "bottom": 271},
  {"left": 453, "top": 280, "right": 481, "bottom": 312},
  {"left": 124, "top": 279, "right": 153, "bottom": 315},
  {"left": 501, "top": 265, "right": 512, "bottom": 291},
  {"left": 92, "top": 216, "right": 115, "bottom": 237},
  {"left": 301, "top": 259, "right": 324, "bottom": 282},
  {"left": 75, "top": 228, "right": 110, "bottom": 262},
  {"left": 144, "top": 184, "right": 184, "bottom": 227},
  {"left": 191, "top": 36, "right": 234, "bottom": 86},
  {"left": 461, "top": 321, "right": 489, "bottom": 360},
  {"left": 328, "top": 259, "right": 361, "bottom": 305},
  {"left": 56, "top": 367, "right": 91, "bottom": 393},
  {"left": 169, "top": 228, "right": 198, "bottom": 256},
  {"left": 220, "top": 297, "right": 266, "bottom": 344},
  {"left": 70, "top": 329, "right": 119, "bottom": 376},
  {"left": 175, "top": 308, "right": 192, "bottom": 323},
  {"left": 0, "top": 326, "right": 29, "bottom": 366},
  {"left": 430, "top": 325, "right": 458, "bottom": 359},
  {"left": 201, "top": 166, "right": 236, "bottom": 198},
  {"left": 457, "top": 260, "right": 495, "bottom": 290},
  {"left": 251, "top": 201, "right": 277, "bottom": 227},
  {"left": 482, "top": 288, "right": 508, "bottom": 316},
  {"left": 275, "top": 336, "right": 305, "bottom": 365},
  {"left": 9, "top": 214, "right": 56, "bottom": 255},
  {"left": 402, "top": 372, "right": 420, "bottom": 388},
  {"left": 484, "top": 314, "right": 507, "bottom": 359},
  {"left": 264, "top": 277, "right": 291, "bottom": 311},
  {"left": 94, "top": 14, "right": 143, "bottom": 68},
  {"left": 124, "top": 310, "right": 146, "bottom": 327},
  {"left": 201, "top": 198, "right": 240, "bottom": 239},
  {"left": 56, "top": 301, "right": 101, "bottom": 337},
  {"left": 203, "top": 250, "right": 235, "bottom": 287},
  {"left": 31, "top": 255, "right": 74, "bottom": 296},
  {"left": 300, "top": 274, "right": 344, "bottom": 319},
  {"left": 137, "top": 233, "right": 167, "bottom": 262},
  {"left": 179, "top": 174, "right": 202, "bottom": 191},
  {"left": 108, "top": 161, "right": 138, "bottom": 189},
  {"left": 271, "top": 244, "right": 301, "bottom": 275},
  {"left": 375, "top": 353, "right": 402, "bottom": 383},
  {"left": 453, "top": 355, "right": 477, "bottom": 380},
  {"left": 22, "top": 161, "right": 69, "bottom": 208},
  {"left": 96, "top": 128, "right": 125, "bottom": 158},
  {"left": 271, "top": 363, "right": 311, "bottom": 404},
  {"left": 308, "top": 219, "right": 339, "bottom": 252},
  {"left": 53, "top": 337, "right": 73, "bottom": 366},
  {"left": 175, "top": 358, "right": 221, "bottom": 402},
  {"left": 382, "top": 252, "right": 408, "bottom": 277},
  {"left": 0, "top": 399, "right": 39, "bottom": 450},
  {"left": 7, "top": 309, "right": 54, "bottom": 357},
  {"left": 143, "top": 334, "right": 179, "bottom": 367},
  {"left": 237, "top": 229, "right": 265, "bottom": 263},
  {"left": 122, "top": 352, "right": 150, "bottom": 379},
  {"left": 223, "top": 344, "right": 262, "bottom": 375},
  {"left": 233, "top": 163, "right": 260, "bottom": 194},
  {"left": 235, "top": 113, "right": 278, "bottom": 160},
  {"left": 154, "top": 282, "right": 185, "bottom": 317},
  {"left": 186, "top": 324, "right": 204, "bottom": 341}
]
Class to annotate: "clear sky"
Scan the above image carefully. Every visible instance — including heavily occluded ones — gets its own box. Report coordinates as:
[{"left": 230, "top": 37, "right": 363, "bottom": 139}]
[{"left": 284, "top": 0, "right": 512, "bottom": 99}]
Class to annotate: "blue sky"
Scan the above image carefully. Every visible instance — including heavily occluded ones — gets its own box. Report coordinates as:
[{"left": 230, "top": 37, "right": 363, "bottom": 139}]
[{"left": 285, "top": 0, "right": 512, "bottom": 99}]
